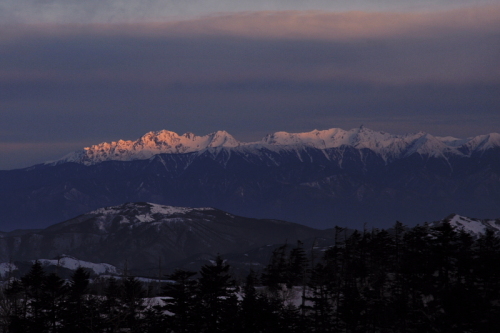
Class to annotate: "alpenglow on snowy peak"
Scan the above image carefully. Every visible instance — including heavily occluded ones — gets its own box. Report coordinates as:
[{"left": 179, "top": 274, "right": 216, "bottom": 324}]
[
  {"left": 4, "top": 126, "right": 500, "bottom": 232},
  {"left": 55, "top": 130, "right": 240, "bottom": 165},
  {"left": 51, "top": 127, "right": 500, "bottom": 165}
]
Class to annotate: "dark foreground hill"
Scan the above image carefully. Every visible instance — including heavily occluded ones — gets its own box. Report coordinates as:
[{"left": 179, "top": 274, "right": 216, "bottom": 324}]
[
  {"left": 2, "top": 200, "right": 499, "bottom": 278},
  {"left": 3, "top": 211, "right": 500, "bottom": 333},
  {"left": 0, "top": 202, "right": 331, "bottom": 274}
]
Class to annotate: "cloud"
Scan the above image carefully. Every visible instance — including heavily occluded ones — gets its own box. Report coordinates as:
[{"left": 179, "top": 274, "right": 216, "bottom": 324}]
[
  {"left": 4, "top": 5, "right": 499, "bottom": 38},
  {"left": 1, "top": 7, "right": 499, "bottom": 86},
  {"left": 1, "top": 7, "right": 498, "bottom": 90},
  {"left": 1, "top": 0, "right": 498, "bottom": 24},
  {"left": 158, "top": 6, "right": 500, "bottom": 40}
]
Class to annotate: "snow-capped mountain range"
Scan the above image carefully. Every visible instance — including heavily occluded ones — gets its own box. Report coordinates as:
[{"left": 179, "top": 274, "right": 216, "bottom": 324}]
[
  {"left": 2, "top": 126, "right": 500, "bottom": 232},
  {"left": 52, "top": 127, "right": 500, "bottom": 165}
]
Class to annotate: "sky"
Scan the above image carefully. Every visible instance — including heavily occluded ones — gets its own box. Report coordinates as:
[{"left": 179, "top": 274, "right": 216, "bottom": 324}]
[{"left": 0, "top": 0, "right": 499, "bottom": 170}]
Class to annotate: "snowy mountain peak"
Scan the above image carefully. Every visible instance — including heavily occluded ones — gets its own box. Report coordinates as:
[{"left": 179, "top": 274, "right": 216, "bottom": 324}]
[
  {"left": 206, "top": 130, "right": 240, "bottom": 148},
  {"left": 56, "top": 130, "right": 240, "bottom": 165},
  {"left": 49, "top": 127, "right": 500, "bottom": 165},
  {"left": 401, "top": 132, "right": 455, "bottom": 158},
  {"left": 460, "top": 133, "right": 500, "bottom": 154}
]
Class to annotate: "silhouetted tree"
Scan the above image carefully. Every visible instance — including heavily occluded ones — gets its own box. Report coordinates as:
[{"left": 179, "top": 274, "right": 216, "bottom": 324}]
[
  {"left": 162, "top": 269, "right": 198, "bottom": 333},
  {"left": 121, "top": 277, "right": 146, "bottom": 331},
  {"left": 197, "top": 255, "right": 235, "bottom": 333},
  {"left": 20, "top": 261, "right": 48, "bottom": 332},
  {"left": 261, "top": 245, "right": 289, "bottom": 294},
  {"left": 101, "top": 277, "right": 125, "bottom": 332},
  {"left": 43, "top": 273, "right": 66, "bottom": 333},
  {"left": 60, "top": 267, "right": 97, "bottom": 332},
  {"left": 288, "top": 241, "right": 308, "bottom": 288}
]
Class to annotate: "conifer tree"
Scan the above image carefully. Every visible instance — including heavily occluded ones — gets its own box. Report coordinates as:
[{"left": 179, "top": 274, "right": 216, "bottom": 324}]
[
  {"left": 239, "top": 270, "right": 263, "bottom": 332},
  {"left": 101, "top": 277, "right": 125, "bottom": 332},
  {"left": 141, "top": 304, "right": 166, "bottom": 333},
  {"left": 60, "top": 267, "right": 94, "bottom": 332},
  {"left": 431, "top": 221, "right": 458, "bottom": 289},
  {"left": 322, "top": 230, "right": 345, "bottom": 331},
  {"left": 197, "top": 255, "right": 235, "bottom": 333},
  {"left": 474, "top": 229, "right": 500, "bottom": 331},
  {"left": 288, "top": 240, "right": 308, "bottom": 288},
  {"left": 2, "top": 279, "right": 24, "bottom": 332},
  {"left": 162, "top": 269, "right": 198, "bottom": 333},
  {"left": 121, "top": 277, "right": 146, "bottom": 332},
  {"left": 307, "top": 263, "right": 335, "bottom": 332},
  {"left": 20, "top": 260, "right": 48, "bottom": 332},
  {"left": 43, "top": 273, "right": 67, "bottom": 333},
  {"left": 261, "top": 244, "right": 289, "bottom": 293}
]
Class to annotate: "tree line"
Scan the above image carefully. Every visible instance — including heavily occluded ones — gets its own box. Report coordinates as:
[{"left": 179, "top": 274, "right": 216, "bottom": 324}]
[{"left": 1, "top": 221, "right": 500, "bottom": 332}]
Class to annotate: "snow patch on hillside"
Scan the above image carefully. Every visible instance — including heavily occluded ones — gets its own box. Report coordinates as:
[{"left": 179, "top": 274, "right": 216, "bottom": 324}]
[
  {"left": 84, "top": 203, "right": 217, "bottom": 230},
  {"left": 149, "top": 203, "right": 213, "bottom": 215},
  {"left": 36, "top": 255, "right": 120, "bottom": 275},
  {"left": 440, "top": 214, "right": 500, "bottom": 237},
  {"left": 435, "top": 136, "right": 469, "bottom": 147},
  {"left": 91, "top": 202, "right": 213, "bottom": 217},
  {"left": 447, "top": 214, "right": 488, "bottom": 235},
  {"left": 0, "top": 263, "right": 17, "bottom": 279}
]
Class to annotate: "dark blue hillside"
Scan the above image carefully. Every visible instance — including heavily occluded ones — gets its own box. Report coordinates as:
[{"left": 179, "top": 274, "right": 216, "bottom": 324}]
[{"left": 0, "top": 146, "right": 499, "bottom": 231}]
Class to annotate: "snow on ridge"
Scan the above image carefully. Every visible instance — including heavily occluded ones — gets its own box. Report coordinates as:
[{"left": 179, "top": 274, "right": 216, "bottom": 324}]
[
  {"left": 52, "top": 130, "right": 240, "bottom": 165},
  {"left": 49, "top": 127, "right": 500, "bottom": 165},
  {"left": 90, "top": 202, "right": 214, "bottom": 220},
  {"left": 148, "top": 202, "right": 212, "bottom": 215},
  {"left": 262, "top": 128, "right": 458, "bottom": 161},
  {"left": 261, "top": 127, "right": 395, "bottom": 150}
]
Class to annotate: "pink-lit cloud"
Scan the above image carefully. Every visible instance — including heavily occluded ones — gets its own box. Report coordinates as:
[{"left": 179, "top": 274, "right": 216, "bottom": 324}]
[
  {"left": 154, "top": 6, "right": 500, "bottom": 40},
  {"left": 1, "top": 6, "right": 499, "bottom": 86},
  {"left": 3, "top": 6, "right": 499, "bottom": 39}
]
